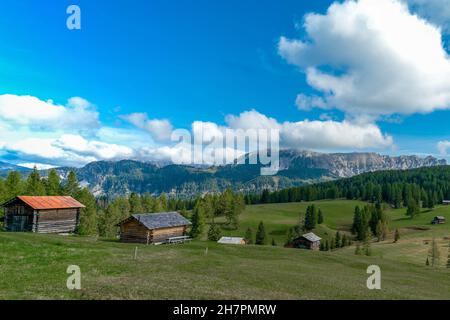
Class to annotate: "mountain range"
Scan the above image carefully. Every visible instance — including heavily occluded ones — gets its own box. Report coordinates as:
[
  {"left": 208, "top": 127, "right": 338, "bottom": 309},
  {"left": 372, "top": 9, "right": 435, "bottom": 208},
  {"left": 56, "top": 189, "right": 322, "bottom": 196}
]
[{"left": 2, "top": 149, "right": 444, "bottom": 198}]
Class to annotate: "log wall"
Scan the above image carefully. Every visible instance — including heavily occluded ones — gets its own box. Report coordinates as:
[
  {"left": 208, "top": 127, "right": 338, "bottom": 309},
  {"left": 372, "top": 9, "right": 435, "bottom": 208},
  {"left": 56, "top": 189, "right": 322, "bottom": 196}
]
[
  {"left": 36, "top": 208, "right": 79, "bottom": 234},
  {"left": 4, "top": 204, "right": 79, "bottom": 233},
  {"left": 119, "top": 219, "right": 188, "bottom": 244}
]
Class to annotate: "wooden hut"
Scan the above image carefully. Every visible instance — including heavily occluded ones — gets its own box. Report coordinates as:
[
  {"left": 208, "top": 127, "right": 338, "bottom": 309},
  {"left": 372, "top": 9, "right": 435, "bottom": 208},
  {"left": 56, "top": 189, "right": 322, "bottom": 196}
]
[
  {"left": 118, "top": 212, "right": 191, "bottom": 244},
  {"left": 2, "top": 196, "right": 85, "bottom": 233},
  {"left": 217, "top": 236, "right": 246, "bottom": 245},
  {"left": 289, "top": 232, "right": 321, "bottom": 250},
  {"left": 431, "top": 216, "right": 446, "bottom": 224}
]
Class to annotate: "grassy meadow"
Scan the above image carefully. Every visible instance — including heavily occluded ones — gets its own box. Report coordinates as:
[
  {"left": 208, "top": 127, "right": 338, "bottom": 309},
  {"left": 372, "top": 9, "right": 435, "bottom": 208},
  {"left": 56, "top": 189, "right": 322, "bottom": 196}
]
[{"left": 0, "top": 200, "right": 449, "bottom": 300}]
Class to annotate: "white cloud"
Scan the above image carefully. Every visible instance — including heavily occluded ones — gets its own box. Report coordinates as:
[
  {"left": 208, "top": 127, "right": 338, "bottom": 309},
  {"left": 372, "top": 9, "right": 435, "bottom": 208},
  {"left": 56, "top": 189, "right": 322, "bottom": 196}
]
[
  {"left": 53, "top": 134, "right": 134, "bottom": 160},
  {"left": 406, "top": 0, "right": 450, "bottom": 32},
  {"left": 2, "top": 135, "right": 134, "bottom": 167},
  {"left": 0, "top": 94, "right": 99, "bottom": 131},
  {"left": 437, "top": 140, "right": 450, "bottom": 155},
  {"left": 18, "top": 163, "right": 57, "bottom": 170},
  {"left": 225, "top": 109, "right": 393, "bottom": 150},
  {"left": 278, "top": 0, "right": 450, "bottom": 117},
  {"left": 121, "top": 113, "right": 173, "bottom": 142}
]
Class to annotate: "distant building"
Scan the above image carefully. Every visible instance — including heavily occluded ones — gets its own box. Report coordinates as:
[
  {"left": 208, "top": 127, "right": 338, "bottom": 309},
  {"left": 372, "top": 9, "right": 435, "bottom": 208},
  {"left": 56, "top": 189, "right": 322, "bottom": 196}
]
[
  {"left": 442, "top": 200, "right": 450, "bottom": 205},
  {"left": 289, "top": 232, "right": 321, "bottom": 250},
  {"left": 431, "top": 216, "right": 446, "bottom": 224},
  {"left": 2, "top": 196, "right": 85, "bottom": 233},
  {"left": 117, "top": 212, "right": 191, "bottom": 244},
  {"left": 217, "top": 236, "right": 246, "bottom": 245}
]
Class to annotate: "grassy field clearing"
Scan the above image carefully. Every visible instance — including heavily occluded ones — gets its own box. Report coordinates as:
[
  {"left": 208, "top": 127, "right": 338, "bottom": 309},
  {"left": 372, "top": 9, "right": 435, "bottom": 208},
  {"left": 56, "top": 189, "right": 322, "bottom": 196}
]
[{"left": 0, "top": 200, "right": 449, "bottom": 300}]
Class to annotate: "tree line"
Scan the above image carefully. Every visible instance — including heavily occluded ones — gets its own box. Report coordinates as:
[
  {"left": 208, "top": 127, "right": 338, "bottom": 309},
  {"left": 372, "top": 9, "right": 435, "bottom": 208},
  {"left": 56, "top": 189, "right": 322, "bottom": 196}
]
[
  {"left": 0, "top": 168, "right": 246, "bottom": 238},
  {"left": 247, "top": 166, "right": 450, "bottom": 210}
]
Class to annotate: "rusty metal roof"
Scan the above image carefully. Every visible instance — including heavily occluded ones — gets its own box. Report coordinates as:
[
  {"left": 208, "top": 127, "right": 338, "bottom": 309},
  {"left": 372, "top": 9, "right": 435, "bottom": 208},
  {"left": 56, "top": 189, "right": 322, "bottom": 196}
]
[{"left": 16, "top": 196, "right": 85, "bottom": 210}]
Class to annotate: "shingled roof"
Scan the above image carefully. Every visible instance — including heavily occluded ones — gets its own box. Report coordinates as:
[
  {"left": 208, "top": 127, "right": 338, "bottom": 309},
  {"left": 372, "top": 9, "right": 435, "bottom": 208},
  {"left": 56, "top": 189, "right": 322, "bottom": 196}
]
[
  {"left": 129, "top": 212, "right": 192, "bottom": 230},
  {"left": 301, "top": 232, "right": 321, "bottom": 242}
]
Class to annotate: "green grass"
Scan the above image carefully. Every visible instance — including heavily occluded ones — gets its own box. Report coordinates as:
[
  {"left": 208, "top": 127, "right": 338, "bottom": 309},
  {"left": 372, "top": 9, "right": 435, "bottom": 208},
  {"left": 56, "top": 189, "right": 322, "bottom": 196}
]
[{"left": 1, "top": 200, "right": 449, "bottom": 300}]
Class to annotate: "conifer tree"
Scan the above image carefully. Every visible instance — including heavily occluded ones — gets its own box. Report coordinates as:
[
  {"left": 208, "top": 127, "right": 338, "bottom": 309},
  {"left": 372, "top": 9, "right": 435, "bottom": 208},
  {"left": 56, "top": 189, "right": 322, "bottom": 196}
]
[
  {"left": 76, "top": 188, "right": 98, "bottom": 235},
  {"left": 190, "top": 203, "right": 206, "bottom": 239},
  {"left": 46, "top": 169, "right": 61, "bottom": 196},
  {"left": 25, "top": 167, "right": 46, "bottom": 196},
  {"left": 129, "top": 192, "right": 144, "bottom": 214},
  {"left": 317, "top": 209, "right": 324, "bottom": 224},
  {"left": 406, "top": 200, "right": 420, "bottom": 219},
  {"left": 271, "top": 238, "right": 277, "bottom": 246},
  {"left": 5, "top": 171, "right": 23, "bottom": 199},
  {"left": 207, "top": 223, "right": 222, "bottom": 241},
  {"left": 64, "top": 171, "right": 81, "bottom": 197},
  {"left": 255, "top": 221, "right": 267, "bottom": 245}
]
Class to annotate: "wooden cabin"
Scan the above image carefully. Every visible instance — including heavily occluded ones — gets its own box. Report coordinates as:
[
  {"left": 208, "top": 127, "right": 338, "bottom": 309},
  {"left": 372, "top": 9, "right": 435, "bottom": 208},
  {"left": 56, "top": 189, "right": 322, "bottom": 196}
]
[
  {"left": 2, "top": 196, "right": 85, "bottom": 233},
  {"left": 118, "top": 212, "right": 191, "bottom": 244},
  {"left": 432, "top": 216, "right": 446, "bottom": 224},
  {"left": 288, "top": 232, "right": 321, "bottom": 250}
]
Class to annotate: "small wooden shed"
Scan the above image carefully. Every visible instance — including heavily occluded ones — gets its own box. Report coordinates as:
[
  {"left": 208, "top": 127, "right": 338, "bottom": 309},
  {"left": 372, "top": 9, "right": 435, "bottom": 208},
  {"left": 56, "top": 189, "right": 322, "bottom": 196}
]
[
  {"left": 432, "top": 216, "right": 446, "bottom": 224},
  {"left": 290, "top": 232, "right": 321, "bottom": 250},
  {"left": 2, "top": 196, "right": 85, "bottom": 233},
  {"left": 217, "top": 236, "right": 246, "bottom": 245},
  {"left": 118, "top": 212, "right": 191, "bottom": 244}
]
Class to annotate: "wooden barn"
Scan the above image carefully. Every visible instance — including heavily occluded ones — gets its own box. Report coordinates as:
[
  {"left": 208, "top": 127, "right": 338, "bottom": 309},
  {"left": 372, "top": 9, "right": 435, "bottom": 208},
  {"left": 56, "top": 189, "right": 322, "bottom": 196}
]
[
  {"left": 432, "top": 216, "right": 446, "bottom": 224},
  {"left": 288, "top": 232, "right": 321, "bottom": 250},
  {"left": 2, "top": 196, "right": 85, "bottom": 233},
  {"left": 118, "top": 212, "right": 192, "bottom": 244}
]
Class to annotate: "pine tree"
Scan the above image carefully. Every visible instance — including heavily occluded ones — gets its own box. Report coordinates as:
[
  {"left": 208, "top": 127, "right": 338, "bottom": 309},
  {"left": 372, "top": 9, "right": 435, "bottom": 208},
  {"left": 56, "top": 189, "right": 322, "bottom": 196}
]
[
  {"left": 330, "top": 237, "right": 336, "bottom": 250},
  {"left": 406, "top": 200, "right": 420, "bottom": 219},
  {"left": 271, "top": 238, "right": 277, "bottom": 246},
  {"left": 129, "top": 192, "right": 144, "bottom": 214},
  {"left": 64, "top": 171, "right": 80, "bottom": 197},
  {"left": 5, "top": 171, "right": 23, "bottom": 199},
  {"left": 304, "top": 205, "right": 317, "bottom": 231},
  {"left": 245, "top": 227, "right": 253, "bottom": 244},
  {"left": 101, "top": 203, "right": 121, "bottom": 237},
  {"left": 207, "top": 223, "right": 222, "bottom": 241},
  {"left": 426, "top": 257, "right": 430, "bottom": 266},
  {"left": 317, "top": 209, "right": 324, "bottom": 224},
  {"left": 76, "top": 188, "right": 98, "bottom": 235},
  {"left": 190, "top": 203, "right": 206, "bottom": 239},
  {"left": 25, "top": 167, "right": 46, "bottom": 196},
  {"left": 351, "top": 206, "right": 362, "bottom": 235},
  {"left": 255, "top": 221, "right": 267, "bottom": 245},
  {"left": 46, "top": 169, "right": 61, "bottom": 196},
  {"left": 394, "top": 228, "right": 400, "bottom": 243}
]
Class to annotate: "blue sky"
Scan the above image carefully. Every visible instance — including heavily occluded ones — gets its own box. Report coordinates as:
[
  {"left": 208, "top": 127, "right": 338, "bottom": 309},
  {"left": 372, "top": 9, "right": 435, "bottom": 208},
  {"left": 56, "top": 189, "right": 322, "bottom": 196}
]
[{"left": 1, "top": 0, "right": 450, "bottom": 168}]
